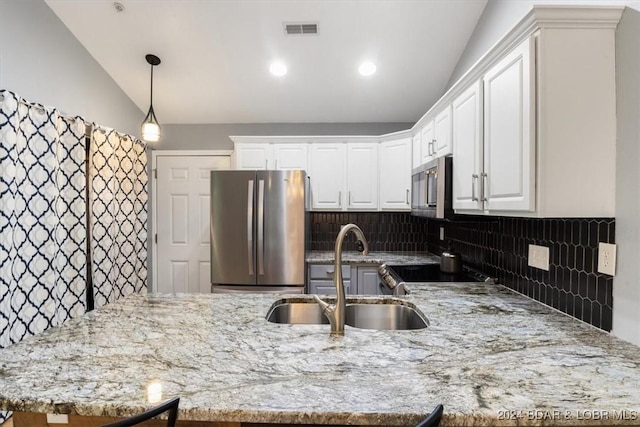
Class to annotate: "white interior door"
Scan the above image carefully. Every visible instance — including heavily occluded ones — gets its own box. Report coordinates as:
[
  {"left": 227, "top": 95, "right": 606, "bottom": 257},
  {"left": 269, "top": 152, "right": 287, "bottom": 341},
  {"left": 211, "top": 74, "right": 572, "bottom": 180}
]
[{"left": 156, "top": 155, "right": 230, "bottom": 293}]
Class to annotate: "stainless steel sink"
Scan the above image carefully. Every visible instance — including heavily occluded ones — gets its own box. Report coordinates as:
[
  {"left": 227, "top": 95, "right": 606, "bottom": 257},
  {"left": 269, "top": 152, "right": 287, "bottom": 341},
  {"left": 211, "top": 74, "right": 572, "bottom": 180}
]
[
  {"left": 266, "top": 302, "right": 329, "bottom": 325},
  {"left": 345, "top": 303, "right": 429, "bottom": 330},
  {"left": 265, "top": 299, "right": 429, "bottom": 330}
]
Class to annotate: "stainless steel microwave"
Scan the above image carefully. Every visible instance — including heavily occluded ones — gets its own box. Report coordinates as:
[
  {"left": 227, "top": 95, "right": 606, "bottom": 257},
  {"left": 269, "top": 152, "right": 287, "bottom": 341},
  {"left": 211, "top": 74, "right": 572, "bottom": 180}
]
[{"left": 411, "top": 157, "right": 453, "bottom": 218}]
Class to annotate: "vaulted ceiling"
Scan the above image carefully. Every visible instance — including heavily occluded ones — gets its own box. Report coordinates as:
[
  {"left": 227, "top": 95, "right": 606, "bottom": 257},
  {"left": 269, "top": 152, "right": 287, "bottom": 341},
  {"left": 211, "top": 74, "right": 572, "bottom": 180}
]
[{"left": 45, "top": 0, "right": 487, "bottom": 124}]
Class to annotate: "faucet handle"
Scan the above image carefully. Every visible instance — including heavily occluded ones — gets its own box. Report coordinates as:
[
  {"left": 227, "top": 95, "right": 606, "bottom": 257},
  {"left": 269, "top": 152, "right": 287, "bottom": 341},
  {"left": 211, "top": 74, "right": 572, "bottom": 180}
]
[
  {"left": 313, "top": 294, "right": 333, "bottom": 313},
  {"left": 313, "top": 295, "right": 337, "bottom": 330}
]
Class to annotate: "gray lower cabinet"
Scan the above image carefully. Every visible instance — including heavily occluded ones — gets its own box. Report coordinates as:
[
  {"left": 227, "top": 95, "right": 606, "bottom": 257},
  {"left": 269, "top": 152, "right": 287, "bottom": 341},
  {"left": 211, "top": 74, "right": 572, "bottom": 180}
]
[
  {"left": 307, "top": 263, "right": 384, "bottom": 295},
  {"left": 356, "top": 265, "right": 384, "bottom": 295},
  {"left": 308, "top": 264, "right": 353, "bottom": 295}
]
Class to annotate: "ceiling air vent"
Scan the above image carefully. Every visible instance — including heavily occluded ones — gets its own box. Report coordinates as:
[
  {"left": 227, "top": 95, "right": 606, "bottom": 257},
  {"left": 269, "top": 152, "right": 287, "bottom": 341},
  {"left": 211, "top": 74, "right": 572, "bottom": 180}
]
[{"left": 284, "top": 23, "right": 318, "bottom": 35}]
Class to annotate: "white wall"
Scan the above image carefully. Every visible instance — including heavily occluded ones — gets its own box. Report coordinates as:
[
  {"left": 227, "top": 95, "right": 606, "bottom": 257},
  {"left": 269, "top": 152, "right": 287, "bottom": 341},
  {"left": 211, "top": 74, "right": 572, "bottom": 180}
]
[
  {"left": 0, "top": 0, "right": 143, "bottom": 136},
  {"left": 447, "top": 0, "right": 640, "bottom": 345}
]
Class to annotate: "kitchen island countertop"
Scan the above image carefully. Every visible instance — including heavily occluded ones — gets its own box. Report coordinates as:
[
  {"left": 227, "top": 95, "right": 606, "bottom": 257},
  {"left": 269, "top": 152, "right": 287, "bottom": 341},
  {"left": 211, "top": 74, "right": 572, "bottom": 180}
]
[
  {"left": 306, "top": 250, "right": 440, "bottom": 265},
  {"left": 1, "top": 283, "right": 640, "bottom": 426}
]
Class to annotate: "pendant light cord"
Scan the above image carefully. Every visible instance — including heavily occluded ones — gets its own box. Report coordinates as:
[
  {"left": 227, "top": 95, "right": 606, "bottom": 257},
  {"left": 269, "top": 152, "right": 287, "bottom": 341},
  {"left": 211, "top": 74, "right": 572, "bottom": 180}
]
[{"left": 149, "top": 64, "right": 154, "bottom": 107}]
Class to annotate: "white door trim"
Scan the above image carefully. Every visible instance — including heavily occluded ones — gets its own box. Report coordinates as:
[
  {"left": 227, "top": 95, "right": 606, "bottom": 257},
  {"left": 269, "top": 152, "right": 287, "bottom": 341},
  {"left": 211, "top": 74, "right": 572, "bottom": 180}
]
[{"left": 151, "top": 150, "right": 233, "bottom": 292}]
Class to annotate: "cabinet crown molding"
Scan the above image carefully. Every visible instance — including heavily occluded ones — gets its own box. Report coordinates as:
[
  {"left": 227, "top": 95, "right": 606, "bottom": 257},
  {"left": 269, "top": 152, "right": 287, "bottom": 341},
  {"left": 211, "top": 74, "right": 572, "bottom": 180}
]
[
  {"left": 229, "top": 130, "right": 411, "bottom": 145},
  {"left": 412, "top": 5, "right": 624, "bottom": 132}
]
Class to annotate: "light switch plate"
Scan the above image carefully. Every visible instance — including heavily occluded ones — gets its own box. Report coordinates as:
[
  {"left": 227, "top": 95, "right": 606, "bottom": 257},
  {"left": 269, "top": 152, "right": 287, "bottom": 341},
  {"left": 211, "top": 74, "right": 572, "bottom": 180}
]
[
  {"left": 598, "top": 242, "right": 616, "bottom": 276},
  {"left": 439, "top": 227, "right": 445, "bottom": 241},
  {"left": 528, "top": 244, "right": 550, "bottom": 271}
]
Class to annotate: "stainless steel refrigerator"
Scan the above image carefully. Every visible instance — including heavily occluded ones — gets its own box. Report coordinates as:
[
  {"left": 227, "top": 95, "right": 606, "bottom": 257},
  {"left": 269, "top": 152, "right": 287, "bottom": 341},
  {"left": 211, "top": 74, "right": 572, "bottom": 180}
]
[{"left": 210, "top": 170, "right": 307, "bottom": 293}]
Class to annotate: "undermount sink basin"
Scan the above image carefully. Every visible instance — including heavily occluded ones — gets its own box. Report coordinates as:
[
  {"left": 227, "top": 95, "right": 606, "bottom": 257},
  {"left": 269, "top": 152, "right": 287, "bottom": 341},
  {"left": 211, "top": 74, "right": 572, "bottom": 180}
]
[{"left": 265, "top": 299, "right": 429, "bottom": 330}]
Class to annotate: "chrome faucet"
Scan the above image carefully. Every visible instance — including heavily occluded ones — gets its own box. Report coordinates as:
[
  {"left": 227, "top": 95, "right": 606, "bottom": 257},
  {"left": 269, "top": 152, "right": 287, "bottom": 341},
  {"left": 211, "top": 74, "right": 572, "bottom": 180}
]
[{"left": 314, "top": 224, "right": 369, "bottom": 335}]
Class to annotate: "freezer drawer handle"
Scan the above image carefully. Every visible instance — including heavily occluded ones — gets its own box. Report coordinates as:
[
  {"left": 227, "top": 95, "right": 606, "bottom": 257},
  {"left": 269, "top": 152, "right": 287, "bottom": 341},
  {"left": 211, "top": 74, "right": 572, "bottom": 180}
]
[
  {"left": 257, "top": 179, "right": 265, "bottom": 275},
  {"left": 247, "top": 180, "right": 254, "bottom": 276}
]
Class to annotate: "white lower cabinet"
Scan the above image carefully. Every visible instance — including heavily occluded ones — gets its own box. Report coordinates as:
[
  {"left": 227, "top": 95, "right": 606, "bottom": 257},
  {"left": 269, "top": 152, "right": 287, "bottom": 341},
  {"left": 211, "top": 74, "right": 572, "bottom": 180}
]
[{"left": 307, "top": 264, "right": 384, "bottom": 295}]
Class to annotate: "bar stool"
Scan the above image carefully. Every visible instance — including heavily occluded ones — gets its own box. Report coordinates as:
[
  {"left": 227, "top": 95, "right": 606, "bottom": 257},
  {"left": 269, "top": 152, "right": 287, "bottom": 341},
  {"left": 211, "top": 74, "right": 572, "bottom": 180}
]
[
  {"left": 101, "top": 397, "right": 179, "bottom": 427},
  {"left": 415, "top": 404, "right": 444, "bottom": 427}
]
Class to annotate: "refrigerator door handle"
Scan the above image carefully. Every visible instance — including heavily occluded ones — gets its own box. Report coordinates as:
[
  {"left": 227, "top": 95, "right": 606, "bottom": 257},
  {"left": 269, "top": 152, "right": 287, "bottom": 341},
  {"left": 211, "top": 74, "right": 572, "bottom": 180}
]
[
  {"left": 257, "top": 179, "right": 265, "bottom": 275},
  {"left": 247, "top": 180, "right": 254, "bottom": 276}
]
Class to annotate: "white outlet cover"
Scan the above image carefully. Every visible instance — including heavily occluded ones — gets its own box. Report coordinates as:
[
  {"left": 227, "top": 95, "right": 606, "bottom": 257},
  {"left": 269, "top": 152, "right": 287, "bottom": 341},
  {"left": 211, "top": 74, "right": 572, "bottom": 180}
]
[
  {"left": 597, "top": 242, "right": 616, "bottom": 276},
  {"left": 439, "top": 227, "right": 445, "bottom": 241},
  {"left": 46, "top": 414, "right": 69, "bottom": 423},
  {"left": 528, "top": 244, "right": 550, "bottom": 271}
]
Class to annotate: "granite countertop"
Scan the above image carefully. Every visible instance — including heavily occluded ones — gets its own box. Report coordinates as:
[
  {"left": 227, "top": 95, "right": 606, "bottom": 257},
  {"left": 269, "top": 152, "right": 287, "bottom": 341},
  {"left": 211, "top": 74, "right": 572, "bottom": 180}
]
[
  {"left": 306, "top": 250, "right": 440, "bottom": 265},
  {"left": 1, "top": 284, "right": 640, "bottom": 426}
]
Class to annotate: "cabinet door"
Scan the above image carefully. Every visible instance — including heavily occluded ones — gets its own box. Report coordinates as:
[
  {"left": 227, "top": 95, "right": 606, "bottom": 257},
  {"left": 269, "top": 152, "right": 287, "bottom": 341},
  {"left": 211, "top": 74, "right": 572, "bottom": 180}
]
[
  {"left": 420, "top": 121, "right": 435, "bottom": 164},
  {"left": 452, "top": 81, "right": 483, "bottom": 211},
  {"left": 411, "top": 133, "right": 422, "bottom": 168},
  {"left": 379, "top": 138, "right": 411, "bottom": 211},
  {"left": 483, "top": 36, "right": 535, "bottom": 212},
  {"left": 309, "top": 143, "right": 346, "bottom": 210},
  {"left": 346, "top": 143, "right": 378, "bottom": 210},
  {"left": 356, "top": 266, "right": 382, "bottom": 295},
  {"left": 433, "top": 105, "right": 453, "bottom": 157},
  {"left": 235, "top": 143, "right": 272, "bottom": 170},
  {"left": 309, "top": 280, "right": 353, "bottom": 295},
  {"left": 273, "top": 143, "right": 308, "bottom": 171}
]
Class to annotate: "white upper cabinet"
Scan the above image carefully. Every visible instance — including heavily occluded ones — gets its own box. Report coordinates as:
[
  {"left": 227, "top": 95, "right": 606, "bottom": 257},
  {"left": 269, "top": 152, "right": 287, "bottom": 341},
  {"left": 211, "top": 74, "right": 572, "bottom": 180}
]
[
  {"left": 379, "top": 138, "right": 411, "bottom": 211},
  {"left": 449, "top": 6, "right": 620, "bottom": 217},
  {"left": 235, "top": 142, "right": 307, "bottom": 170},
  {"left": 411, "top": 132, "right": 422, "bottom": 169},
  {"left": 420, "top": 121, "right": 435, "bottom": 164},
  {"left": 346, "top": 143, "right": 378, "bottom": 210},
  {"left": 452, "top": 81, "right": 483, "bottom": 211},
  {"left": 272, "top": 143, "right": 308, "bottom": 171},
  {"left": 483, "top": 36, "right": 535, "bottom": 212},
  {"left": 433, "top": 106, "right": 453, "bottom": 158},
  {"left": 309, "top": 143, "right": 346, "bottom": 210},
  {"left": 418, "top": 105, "right": 453, "bottom": 165},
  {"left": 234, "top": 143, "right": 272, "bottom": 170}
]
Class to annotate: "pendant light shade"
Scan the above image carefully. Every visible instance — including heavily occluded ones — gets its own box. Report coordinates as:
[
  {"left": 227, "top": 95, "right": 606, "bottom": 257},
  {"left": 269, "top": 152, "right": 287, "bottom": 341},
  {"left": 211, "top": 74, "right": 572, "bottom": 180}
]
[{"left": 141, "top": 54, "right": 161, "bottom": 142}]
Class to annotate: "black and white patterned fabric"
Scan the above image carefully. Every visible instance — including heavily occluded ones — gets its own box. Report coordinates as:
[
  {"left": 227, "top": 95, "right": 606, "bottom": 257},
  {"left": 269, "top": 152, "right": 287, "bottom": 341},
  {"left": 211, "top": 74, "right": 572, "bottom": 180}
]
[
  {"left": 90, "top": 127, "right": 147, "bottom": 308},
  {"left": 0, "top": 90, "right": 87, "bottom": 353}
]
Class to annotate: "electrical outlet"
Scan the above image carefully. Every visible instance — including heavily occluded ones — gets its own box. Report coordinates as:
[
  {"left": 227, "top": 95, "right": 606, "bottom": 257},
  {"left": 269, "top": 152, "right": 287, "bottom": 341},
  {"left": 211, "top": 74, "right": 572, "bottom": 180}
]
[
  {"left": 597, "top": 242, "right": 616, "bottom": 276},
  {"left": 439, "top": 227, "right": 445, "bottom": 241},
  {"left": 528, "top": 244, "right": 550, "bottom": 271}
]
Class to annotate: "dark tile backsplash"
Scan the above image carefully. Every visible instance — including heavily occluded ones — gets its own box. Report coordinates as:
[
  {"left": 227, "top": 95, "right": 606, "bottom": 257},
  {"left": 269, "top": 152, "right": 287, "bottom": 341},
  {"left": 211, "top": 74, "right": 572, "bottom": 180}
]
[
  {"left": 310, "top": 212, "right": 615, "bottom": 331},
  {"left": 426, "top": 216, "right": 615, "bottom": 331},
  {"left": 310, "top": 212, "right": 427, "bottom": 252}
]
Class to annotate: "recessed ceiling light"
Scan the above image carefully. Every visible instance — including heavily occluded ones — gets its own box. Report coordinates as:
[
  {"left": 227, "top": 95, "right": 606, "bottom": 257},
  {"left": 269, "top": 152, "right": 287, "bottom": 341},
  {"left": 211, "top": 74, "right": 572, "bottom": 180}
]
[
  {"left": 113, "top": 2, "right": 125, "bottom": 12},
  {"left": 358, "top": 62, "right": 377, "bottom": 77},
  {"left": 269, "top": 62, "right": 287, "bottom": 77}
]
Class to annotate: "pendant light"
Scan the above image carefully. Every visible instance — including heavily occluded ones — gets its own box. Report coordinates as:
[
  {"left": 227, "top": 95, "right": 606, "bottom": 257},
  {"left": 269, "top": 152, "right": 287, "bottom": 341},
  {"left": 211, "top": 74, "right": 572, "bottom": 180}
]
[{"left": 141, "top": 54, "right": 161, "bottom": 142}]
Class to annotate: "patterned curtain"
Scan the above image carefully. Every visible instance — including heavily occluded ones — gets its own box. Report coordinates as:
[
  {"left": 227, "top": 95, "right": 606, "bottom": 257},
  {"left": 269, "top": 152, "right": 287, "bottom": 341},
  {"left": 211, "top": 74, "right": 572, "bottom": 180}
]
[
  {"left": 0, "top": 90, "right": 87, "bottom": 344},
  {"left": 90, "top": 127, "right": 148, "bottom": 308}
]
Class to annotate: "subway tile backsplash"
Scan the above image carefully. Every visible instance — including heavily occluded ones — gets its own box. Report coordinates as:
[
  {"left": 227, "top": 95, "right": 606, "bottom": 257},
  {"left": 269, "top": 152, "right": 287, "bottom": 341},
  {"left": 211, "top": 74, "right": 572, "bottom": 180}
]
[
  {"left": 310, "top": 212, "right": 427, "bottom": 252},
  {"left": 427, "top": 216, "right": 615, "bottom": 331}
]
